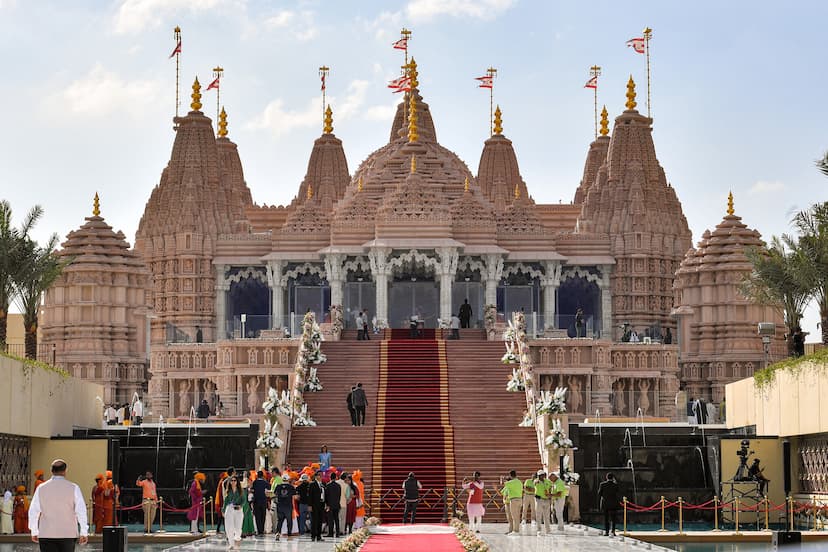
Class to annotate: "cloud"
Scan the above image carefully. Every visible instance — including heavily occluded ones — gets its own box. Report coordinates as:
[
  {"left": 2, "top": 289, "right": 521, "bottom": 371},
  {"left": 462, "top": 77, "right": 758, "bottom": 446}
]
[
  {"left": 48, "top": 63, "right": 163, "bottom": 120},
  {"left": 262, "top": 9, "right": 318, "bottom": 41},
  {"left": 246, "top": 79, "right": 370, "bottom": 137},
  {"left": 112, "top": 0, "right": 239, "bottom": 35},
  {"left": 750, "top": 180, "right": 786, "bottom": 194},
  {"left": 364, "top": 102, "right": 398, "bottom": 122},
  {"left": 363, "top": 11, "right": 402, "bottom": 41},
  {"left": 405, "top": 0, "right": 517, "bottom": 22}
]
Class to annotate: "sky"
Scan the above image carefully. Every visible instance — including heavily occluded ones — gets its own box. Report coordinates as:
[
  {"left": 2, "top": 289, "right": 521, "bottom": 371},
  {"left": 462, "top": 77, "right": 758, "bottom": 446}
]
[{"left": 1, "top": 0, "right": 826, "bottom": 338}]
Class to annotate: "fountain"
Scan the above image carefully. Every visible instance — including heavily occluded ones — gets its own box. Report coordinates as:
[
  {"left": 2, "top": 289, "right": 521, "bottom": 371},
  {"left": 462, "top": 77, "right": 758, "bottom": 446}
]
[
  {"left": 594, "top": 409, "right": 603, "bottom": 468},
  {"left": 154, "top": 415, "right": 165, "bottom": 478},
  {"left": 636, "top": 407, "right": 647, "bottom": 448},
  {"left": 694, "top": 446, "right": 707, "bottom": 486},
  {"left": 626, "top": 458, "right": 638, "bottom": 503},
  {"left": 182, "top": 406, "right": 197, "bottom": 488}
]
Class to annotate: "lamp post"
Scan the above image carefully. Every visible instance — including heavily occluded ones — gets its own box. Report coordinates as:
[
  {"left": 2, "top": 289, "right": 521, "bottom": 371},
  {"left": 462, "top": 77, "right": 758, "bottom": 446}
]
[{"left": 758, "top": 322, "right": 775, "bottom": 369}]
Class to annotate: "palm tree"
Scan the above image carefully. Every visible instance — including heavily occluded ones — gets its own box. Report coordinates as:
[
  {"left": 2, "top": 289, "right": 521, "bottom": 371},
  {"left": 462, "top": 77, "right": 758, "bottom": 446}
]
[
  {"left": 742, "top": 237, "right": 812, "bottom": 356},
  {"left": 789, "top": 201, "right": 828, "bottom": 345},
  {"left": 817, "top": 151, "right": 828, "bottom": 178},
  {"left": 13, "top": 235, "right": 66, "bottom": 359},
  {"left": 0, "top": 201, "right": 44, "bottom": 351}
]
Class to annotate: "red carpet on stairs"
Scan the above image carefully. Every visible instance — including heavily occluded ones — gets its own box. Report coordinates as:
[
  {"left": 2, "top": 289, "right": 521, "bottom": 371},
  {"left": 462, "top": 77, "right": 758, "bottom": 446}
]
[
  {"left": 372, "top": 337, "right": 455, "bottom": 522},
  {"left": 360, "top": 533, "right": 464, "bottom": 552}
]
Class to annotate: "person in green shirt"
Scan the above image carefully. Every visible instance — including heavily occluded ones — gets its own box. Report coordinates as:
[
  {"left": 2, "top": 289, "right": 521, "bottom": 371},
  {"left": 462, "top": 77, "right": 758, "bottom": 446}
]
[
  {"left": 549, "top": 472, "right": 568, "bottom": 532},
  {"left": 499, "top": 470, "right": 523, "bottom": 535},
  {"left": 522, "top": 476, "right": 535, "bottom": 526},
  {"left": 268, "top": 468, "right": 284, "bottom": 531},
  {"left": 223, "top": 476, "right": 245, "bottom": 548},
  {"left": 533, "top": 470, "right": 554, "bottom": 535}
]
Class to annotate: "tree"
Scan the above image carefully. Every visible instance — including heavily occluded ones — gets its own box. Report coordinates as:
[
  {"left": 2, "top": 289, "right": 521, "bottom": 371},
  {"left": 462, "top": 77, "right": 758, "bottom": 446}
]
[
  {"left": 789, "top": 202, "right": 828, "bottom": 345},
  {"left": 13, "top": 235, "right": 65, "bottom": 359},
  {"left": 742, "top": 237, "right": 812, "bottom": 356},
  {"left": 817, "top": 151, "right": 828, "bottom": 178},
  {"left": 0, "top": 201, "right": 43, "bottom": 351}
]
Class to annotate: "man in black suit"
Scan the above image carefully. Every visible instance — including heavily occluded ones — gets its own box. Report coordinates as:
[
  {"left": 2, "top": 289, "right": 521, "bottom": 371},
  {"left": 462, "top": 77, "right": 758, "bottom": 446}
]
[
  {"left": 459, "top": 299, "right": 473, "bottom": 328},
  {"left": 324, "top": 472, "right": 342, "bottom": 537},
  {"left": 308, "top": 471, "right": 326, "bottom": 542},
  {"left": 598, "top": 472, "right": 620, "bottom": 536},
  {"left": 351, "top": 383, "right": 368, "bottom": 426}
]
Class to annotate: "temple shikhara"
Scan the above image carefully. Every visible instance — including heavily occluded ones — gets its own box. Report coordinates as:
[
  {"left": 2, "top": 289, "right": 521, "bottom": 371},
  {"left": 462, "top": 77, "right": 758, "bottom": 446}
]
[{"left": 38, "top": 41, "right": 785, "bottom": 513}]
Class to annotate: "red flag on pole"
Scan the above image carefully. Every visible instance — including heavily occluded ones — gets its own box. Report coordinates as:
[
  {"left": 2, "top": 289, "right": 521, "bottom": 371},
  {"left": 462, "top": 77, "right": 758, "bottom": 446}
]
[
  {"left": 388, "top": 76, "right": 411, "bottom": 93},
  {"left": 169, "top": 40, "right": 182, "bottom": 58},
  {"left": 321, "top": 73, "right": 326, "bottom": 91},
  {"left": 584, "top": 76, "right": 598, "bottom": 89},
  {"left": 475, "top": 75, "right": 493, "bottom": 89},
  {"left": 392, "top": 37, "right": 408, "bottom": 50},
  {"left": 206, "top": 77, "right": 220, "bottom": 91},
  {"left": 626, "top": 37, "right": 645, "bottom": 54}
]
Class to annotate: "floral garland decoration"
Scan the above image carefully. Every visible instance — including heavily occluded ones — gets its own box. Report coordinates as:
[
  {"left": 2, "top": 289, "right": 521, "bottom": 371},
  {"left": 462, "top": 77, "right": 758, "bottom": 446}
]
[
  {"left": 544, "top": 417, "right": 573, "bottom": 451},
  {"left": 450, "top": 519, "right": 491, "bottom": 552},
  {"left": 536, "top": 387, "right": 568, "bottom": 415},
  {"left": 293, "top": 402, "right": 317, "bottom": 427},
  {"left": 518, "top": 408, "right": 535, "bottom": 427},
  {"left": 506, "top": 367, "right": 525, "bottom": 392},
  {"left": 333, "top": 527, "right": 371, "bottom": 552},
  {"left": 257, "top": 387, "right": 284, "bottom": 451},
  {"left": 330, "top": 304, "right": 344, "bottom": 340},
  {"left": 291, "top": 312, "right": 326, "bottom": 427},
  {"left": 561, "top": 454, "right": 580, "bottom": 485},
  {"left": 483, "top": 304, "right": 497, "bottom": 333},
  {"left": 363, "top": 516, "right": 381, "bottom": 527},
  {"left": 306, "top": 366, "right": 323, "bottom": 392}
]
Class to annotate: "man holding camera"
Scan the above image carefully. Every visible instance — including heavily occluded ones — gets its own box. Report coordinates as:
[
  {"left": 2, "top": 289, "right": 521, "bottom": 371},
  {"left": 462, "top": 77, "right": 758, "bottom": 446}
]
[{"left": 136, "top": 471, "right": 158, "bottom": 534}]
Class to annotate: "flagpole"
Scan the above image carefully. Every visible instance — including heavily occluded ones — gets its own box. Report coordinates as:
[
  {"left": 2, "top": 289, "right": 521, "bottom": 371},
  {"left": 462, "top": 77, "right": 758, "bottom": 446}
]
[
  {"left": 174, "top": 26, "right": 181, "bottom": 119},
  {"left": 213, "top": 66, "right": 223, "bottom": 129},
  {"left": 400, "top": 29, "right": 411, "bottom": 127},
  {"left": 401, "top": 28, "right": 412, "bottom": 68},
  {"left": 319, "top": 65, "right": 330, "bottom": 127},
  {"left": 643, "top": 27, "right": 652, "bottom": 117},
  {"left": 590, "top": 65, "right": 601, "bottom": 139},
  {"left": 487, "top": 67, "right": 497, "bottom": 137}
]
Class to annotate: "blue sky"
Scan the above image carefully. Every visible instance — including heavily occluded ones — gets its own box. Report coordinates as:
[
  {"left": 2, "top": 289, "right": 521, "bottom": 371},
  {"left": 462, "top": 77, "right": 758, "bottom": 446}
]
[{"left": 1, "top": 0, "right": 826, "bottom": 337}]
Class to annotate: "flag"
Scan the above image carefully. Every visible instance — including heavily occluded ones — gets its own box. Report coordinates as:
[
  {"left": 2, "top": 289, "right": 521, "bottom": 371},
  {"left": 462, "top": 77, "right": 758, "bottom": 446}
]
[
  {"left": 626, "top": 37, "right": 645, "bottom": 54},
  {"left": 476, "top": 75, "right": 493, "bottom": 89},
  {"left": 584, "top": 76, "right": 598, "bottom": 89},
  {"left": 321, "top": 73, "right": 326, "bottom": 92},
  {"left": 392, "top": 37, "right": 408, "bottom": 50},
  {"left": 388, "top": 75, "right": 411, "bottom": 93},
  {"left": 206, "top": 77, "right": 219, "bottom": 91},
  {"left": 169, "top": 40, "right": 182, "bottom": 58}
]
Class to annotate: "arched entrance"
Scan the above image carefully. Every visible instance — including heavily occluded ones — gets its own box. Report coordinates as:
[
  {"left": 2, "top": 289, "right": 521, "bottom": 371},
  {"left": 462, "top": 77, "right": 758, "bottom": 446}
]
[
  {"left": 558, "top": 273, "right": 601, "bottom": 337},
  {"left": 343, "top": 260, "right": 376, "bottom": 329},
  {"left": 227, "top": 268, "right": 270, "bottom": 338},
  {"left": 387, "top": 254, "right": 439, "bottom": 328}
]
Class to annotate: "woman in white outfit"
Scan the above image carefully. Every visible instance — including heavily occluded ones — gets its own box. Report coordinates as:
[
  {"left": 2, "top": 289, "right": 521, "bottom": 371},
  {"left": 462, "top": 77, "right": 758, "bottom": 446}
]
[
  {"left": 462, "top": 472, "right": 485, "bottom": 533},
  {"left": 0, "top": 490, "right": 12, "bottom": 534},
  {"left": 223, "top": 476, "right": 245, "bottom": 549}
]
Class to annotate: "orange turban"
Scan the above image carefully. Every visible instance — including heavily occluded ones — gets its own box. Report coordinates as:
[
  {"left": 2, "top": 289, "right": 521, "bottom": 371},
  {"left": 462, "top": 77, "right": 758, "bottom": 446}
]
[
  {"left": 352, "top": 470, "right": 362, "bottom": 483},
  {"left": 16, "top": 486, "right": 25, "bottom": 493},
  {"left": 95, "top": 474, "right": 104, "bottom": 481},
  {"left": 34, "top": 470, "right": 44, "bottom": 477},
  {"left": 194, "top": 472, "right": 206, "bottom": 483},
  {"left": 105, "top": 470, "right": 113, "bottom": 479}
]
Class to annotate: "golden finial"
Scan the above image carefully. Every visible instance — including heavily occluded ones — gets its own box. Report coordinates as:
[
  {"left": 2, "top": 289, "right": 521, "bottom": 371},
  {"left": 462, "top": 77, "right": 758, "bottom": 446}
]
[
  {"left": 625, "top": 75, "right": 637, "bottom": 111},
  {"left": 191, "top": 77, "right": 202, "bottom": 111},
  {"left": 92, "top": 192, "right": 100, "bottom": 216},
  {"left": 217, "top": 107, "right": 228, "bottom": 137},
  {"left": 357, "top": 176, "right": 363, "bottom": 192},
  {"left": 599, "top": 105, "right": 609, "bottom": 136},
  {"left": 174, "top": 26, "right": 181, "bottom": 34},
  {"left": 307, "top": 183, "right": 313, "bottom": 200},
  {"left": 410, "top": 155, "right": 416, "bottom": 174},
  {"left": 464, "top": 176, "right": 469, "bottom": 192},
  {"left": 323, "top": 105, "right": 333, "bottom": 134},
  {"left": 408, "top": 87, "right": 418, "bottom": 143},
  {"left": 727, "top": 191, "right": 735, "bottom": 216},
  {"left": 514, "top": 182, "right": 520, "bottom": 199},
  {"left": 408, "top": 58, "right": 419, "bottom": 89},
  {"left": 493, "top": 105, "right": 503, "bottom": 135}
]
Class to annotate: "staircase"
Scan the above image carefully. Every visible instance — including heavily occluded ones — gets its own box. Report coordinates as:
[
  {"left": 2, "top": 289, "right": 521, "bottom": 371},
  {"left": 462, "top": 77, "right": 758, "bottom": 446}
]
[
  {"left": 286, "top": 341, "right": 380, "bottom": 480},
  {"left": 447, "top": 341, "right": 542, "bottom": 522}
]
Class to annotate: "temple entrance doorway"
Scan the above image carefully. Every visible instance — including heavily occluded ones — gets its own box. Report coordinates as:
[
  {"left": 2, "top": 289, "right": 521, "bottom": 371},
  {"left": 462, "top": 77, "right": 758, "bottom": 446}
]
[
  {"left": 558, "top": 275, "right": 601, "bottom": 337},
  {"left": 388, "top": 281, "right": 439, "bottom": 328},
  {"left": 344, "top": 281, "right": 376, "bottom": 329},
  {"left": 228, "top": 269, "right": 270, "bottom": 339},
  {"left": 452, "top": 281, "right": 483, "bottom": 328},
  {"left": 288, "top": 271, "right": 330, "bottom": 332}
]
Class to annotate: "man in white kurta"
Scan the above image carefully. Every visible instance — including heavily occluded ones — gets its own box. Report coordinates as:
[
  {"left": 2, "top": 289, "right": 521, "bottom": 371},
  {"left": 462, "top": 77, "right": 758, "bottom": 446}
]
[{"left": 28, "top": 459, "right": 88, "bottom": 552}]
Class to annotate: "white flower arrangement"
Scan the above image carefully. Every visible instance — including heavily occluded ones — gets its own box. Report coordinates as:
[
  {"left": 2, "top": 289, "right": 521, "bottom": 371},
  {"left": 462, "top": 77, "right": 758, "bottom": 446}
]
[
  {"left": 262, "top": 386, "right": 279, "bottom": 416},
  {"left": 277, "top": 390, "right": 293, "bottom": 416},
  {"left": 363, "top": 516, "right": 381, "bottom": 527},
  {"left": 561, "top": 455, "right": 580, "bottom": 484},
  {"left": 502, "top": 327, "right": 516, "bottom": 341},
  {"left": 333, "top": 528, "right": 371, "bottom": 552},
  {"left": 330, "top": 304, "right": 344, "bottom": 338},
  {"left": 545, "top": 418, "right": 573, "bottom": 451},
  {"left": 506, "top": 367, "right": 525, "bottom": 392},
  {"left": 536, "top": 387, "right": 568, "bottom": 415},
  {"left": 306, "top": 366, "right": 323, "bottom": 392},
  {"left": 256, "top": 417, "right": 283, "bottom": 450},
  {"left": 484, "top": 304, "right": 497, "bottom": 332},
  {"left": 450, "top": 519, "right": 491, "bottom": 552},
  {"left": 293, "top": 403, "right": 317, "bottom": 427},
  {"left": 501, "top": 341, "right": 519, "bottom": 364},
  {"left": 518, "top": 410, "right": 535, "bottom": 427}
]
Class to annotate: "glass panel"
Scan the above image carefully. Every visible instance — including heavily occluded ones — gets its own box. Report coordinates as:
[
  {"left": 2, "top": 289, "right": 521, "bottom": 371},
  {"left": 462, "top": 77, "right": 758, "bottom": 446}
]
[
  {"left": 388, "top": 281, "right": 439, "bottom": 328},
  {"left": 344, "top": 282, "right": 377, "bottom": 328},
  {"left": 503, "top": 285, "right": 533, "bottom": 319},
  {"left": 451, "top": 282, "right": 484, "bottom": 328},
  {"left": 294, "top": 286, "right": 329, "bottom": 321}
]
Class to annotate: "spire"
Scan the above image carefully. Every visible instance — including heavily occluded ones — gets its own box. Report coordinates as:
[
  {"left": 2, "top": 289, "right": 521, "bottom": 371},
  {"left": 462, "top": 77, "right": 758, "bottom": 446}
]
[
  {"left": 464, "top": 176, "right": 469, "bottom": 192},
  {"left": 323, "top": 104, "right": 333, "bottom": 134},
  {"left": 493, "top": 105, "right": 503, "bottom": 135},
  {"left": 599, "top": 105, "right": 609, "bottom": 136},
  {"left": 191, "top": 77, "right": 202, "bottom": 112},
  {"left": 218, "top": 106, "right": 228, "bottom": 137},
  {"left": 727, "top": 191, "right": 735, "bottom": 216},
  {"left": 410, "top": 155, "right": 416, "bottom": 173},
  {"left": 93, "top": 192, "right": 100, "bottom": 216},
  {"left": 625, "top": 75, "right": 637, "bottom": 111}
]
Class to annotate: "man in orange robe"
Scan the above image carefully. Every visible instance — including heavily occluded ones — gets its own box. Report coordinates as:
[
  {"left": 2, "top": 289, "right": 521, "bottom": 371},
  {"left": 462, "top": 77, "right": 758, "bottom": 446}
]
[
  {"left": 12, "top": 486, "right": 28, "bottom": 533},
  {"left": 33, "top": 470, "right": 45, "bottom": 492},
  {"left": 92, "top": 474, "right": 105, "bottom": 534},
  {"left": 102, "top": 470, "right": 119, "bottom": 526}
]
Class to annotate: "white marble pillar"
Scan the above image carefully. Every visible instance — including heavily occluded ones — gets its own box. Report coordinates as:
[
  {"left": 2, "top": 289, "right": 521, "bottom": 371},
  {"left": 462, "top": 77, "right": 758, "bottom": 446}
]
[
  {"left": 483, "top": 254, "right": 504, "bottom": 307},
  {"left": 324, "top": 254, "right": 345, "bottom": 307},
  {"left": 369, "top": 248, "right": 391, "bottom": 327},
  {"left": 542, "top": 261, "right": 562, "bottom": 330},
  {"left": 599, "top": 265, "right": 613, "bottom": 339},
  {"left": 437, "top": 247, "right": 459, "bottom": 323},
  {"left": 215, "top": 264, "right": 229, "bottom": 340},
  {"left": 267, "top": 260, "right": 285, "bottom": 330}
]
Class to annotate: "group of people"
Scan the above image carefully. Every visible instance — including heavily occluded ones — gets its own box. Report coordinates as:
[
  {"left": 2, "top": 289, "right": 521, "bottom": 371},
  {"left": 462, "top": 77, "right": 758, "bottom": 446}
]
[
  {"left": 500, "top": 469, "right": 569, "bottom": 536},
  {"left": 103, "top": 398, "right": 144, "bottom": 426},
  {"left": 354, "top": 310, "right": 375, "bottom": 340},
  {"left": 345, "top": 384, "right": 368, "bottom": 426}
]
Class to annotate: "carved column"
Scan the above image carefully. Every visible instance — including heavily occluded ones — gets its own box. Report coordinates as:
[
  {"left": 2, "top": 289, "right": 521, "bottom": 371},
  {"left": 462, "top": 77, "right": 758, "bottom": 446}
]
[
  {"left": 483, "top": 254, "right": 504, "bottom": 307},
  {"left": 266, "top": 260, "right": 286, "bottom": 330},
  {"left": 591, "top": 373, "right": 613, "bottom": 419},
  {"left": 215, "top": 264, "right": 229, "bottom": 340},
  {"left": 599, "top": 265, "right": 613, "bottom": 339},
  {"left": 542, "top": 261, "right": 562, "bottom": 330},
  {"left": 437, "top": 247, "right": 459, "bottom": 322},
  {"left": 369, "top": 247, "right": 391, "bottom": 327},
  {"left": 324, "top": 254, "right": 345, "bottom": 307}
]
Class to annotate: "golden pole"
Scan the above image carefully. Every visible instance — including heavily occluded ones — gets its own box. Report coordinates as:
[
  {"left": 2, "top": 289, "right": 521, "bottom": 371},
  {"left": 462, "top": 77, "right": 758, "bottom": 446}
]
[
  {"left": 623, "top": 496, "right": 628, "bottom": 535},
  {"left": 213, "top": 66, "right": 223, "bottom": 130},
  {"left": 174, "top": 26, "right": 181, "bottom": 118},
  {"left": 643, "top": 27, "right": 652, "bottom": 117},
  {"left": 159, "top": 496, "right": 164, "bottom": 533},
  {"left": 401, "top": 28, "right": 412, "bottom": 67},
  {"left": 590, "top": 65, "right": 601, "bottom": 139},
  {"left": 713, "top": 496, "right": 720, "bottom": 531},
  {"left": 678, "top": 497, "right": 683, "bottom": 534},
  {"left": 764, "top": 497, "right": 769, "bottom": 531},
  {"left": 735, "top": 497, "right": 741, "bottom": 535},
  {"left": 659, "top": 496, "right": 666, "bottom": 531},
  {"left": 789, "top": 496, "right": 794, "bottom": 531},
  {"left": 202, "top": 498, "right": 206, "bottom": 533},
  {"left": 319, "top": 66, "right": 330, "bottom": 129},
  {"left": 487, "top": 67, "right": 497, "bottom": 137}
]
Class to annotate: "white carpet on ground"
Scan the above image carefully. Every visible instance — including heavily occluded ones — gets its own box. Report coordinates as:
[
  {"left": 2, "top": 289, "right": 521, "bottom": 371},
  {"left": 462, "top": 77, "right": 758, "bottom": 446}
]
[{"left": 370, "top": 523, "right": 456, "bottom": 534}]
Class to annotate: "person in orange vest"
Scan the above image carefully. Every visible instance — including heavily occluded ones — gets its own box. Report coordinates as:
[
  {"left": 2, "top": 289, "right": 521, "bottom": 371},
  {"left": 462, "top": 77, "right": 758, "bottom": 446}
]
[
  {"left": 352, "top": 470, "right": 366, "bottom": 529},
  {"left": 102, "top": 470, "right": 119, "bottom": 526},
  {"left": 33, "top": 471, "right": 45, "bottom": 493},
  {"left": 12, "top": 486, "right": 29, "bottom": 533},
  {"left": 91, "top": 474, "right": 105, "bottom": 534}
]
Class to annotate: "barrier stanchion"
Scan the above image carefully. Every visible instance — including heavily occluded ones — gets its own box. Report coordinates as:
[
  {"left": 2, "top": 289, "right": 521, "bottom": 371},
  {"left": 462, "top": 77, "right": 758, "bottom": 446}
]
[
  {"left": 764, "top": 497, "right": 769, "bottom": 531},
  {"left": 678, "top": 497, "right": 684, "bottom": 535},
  {"left": 210, "top": 497, "right": 214, "bottom": 531},
  {"left": 713, "top": 496, "right": 721, "bottom": 532},
  {"left": 813, "top": 503, "right": 817, "bottom": 531},
  {"left": 158, "top": 496, "right": 165, "bottom": 533},
  {"left": 735, "top": 498, "right": 741, "bottom": 535},
  {"left": 658, "top": 496, "right": 667, "bottom": 532},
  {"left": 788, "top": 496, "right": 794, "bottom": 532},
  {"left": 623, "top": 497, "right": 628, "bottom": 536},
  {"left": 202, "top": 498, "right": 207, "bottom": 534}
]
